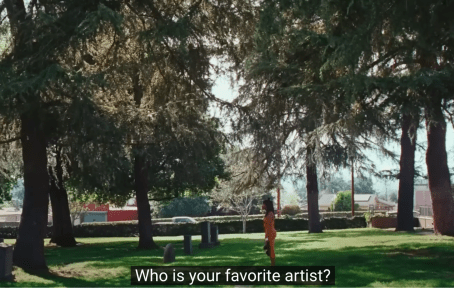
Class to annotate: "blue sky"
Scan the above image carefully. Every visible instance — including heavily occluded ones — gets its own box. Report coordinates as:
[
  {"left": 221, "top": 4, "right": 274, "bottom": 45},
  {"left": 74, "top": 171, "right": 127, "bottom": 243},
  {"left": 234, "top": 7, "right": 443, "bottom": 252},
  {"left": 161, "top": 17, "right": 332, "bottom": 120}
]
[{"left": 210, "top": 76, "right": 454, "bottom": 199}]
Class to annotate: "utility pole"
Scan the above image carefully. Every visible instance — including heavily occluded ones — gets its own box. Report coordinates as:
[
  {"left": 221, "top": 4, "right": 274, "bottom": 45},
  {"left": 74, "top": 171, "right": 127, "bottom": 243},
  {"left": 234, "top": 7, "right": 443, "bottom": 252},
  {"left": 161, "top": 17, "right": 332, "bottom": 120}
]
[
  {"left": 277, "top": 156, "right": 281, "bottom": 218},
  {"left": 277, "top": 185, "right": 280, "bottom": 218},
  {"left": 351, "top": 159, "right": 355, "bottom": 217},
  {"left": 384, "top": 178, "right": 388, "bottom": 201}
]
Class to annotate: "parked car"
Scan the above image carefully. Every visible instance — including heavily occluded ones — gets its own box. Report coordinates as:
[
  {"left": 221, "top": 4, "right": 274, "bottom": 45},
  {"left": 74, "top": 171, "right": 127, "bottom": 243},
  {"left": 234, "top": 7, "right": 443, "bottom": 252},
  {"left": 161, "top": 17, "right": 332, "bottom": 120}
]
[{"left": 172, "top": 216, "right": 198, "bottom": 224}]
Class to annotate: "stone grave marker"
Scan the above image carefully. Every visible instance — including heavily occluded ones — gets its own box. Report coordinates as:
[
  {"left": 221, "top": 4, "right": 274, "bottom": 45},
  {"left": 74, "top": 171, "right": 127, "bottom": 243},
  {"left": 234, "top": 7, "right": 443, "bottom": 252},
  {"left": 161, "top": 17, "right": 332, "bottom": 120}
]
[
  {"left": 0, "top": 242, "right": 13, "bottom": 282},
  {"left": 163, "top": 243, "right": 175, "bottom": 263},
  {"left": 211, "top": 225, "right": 220, "bottom": 246},
  {"left": 199, "top": 221, "right": 214, "bottom": 248},
  {"left": 184, "top": 235, "right": 193, "bottom": 255}
]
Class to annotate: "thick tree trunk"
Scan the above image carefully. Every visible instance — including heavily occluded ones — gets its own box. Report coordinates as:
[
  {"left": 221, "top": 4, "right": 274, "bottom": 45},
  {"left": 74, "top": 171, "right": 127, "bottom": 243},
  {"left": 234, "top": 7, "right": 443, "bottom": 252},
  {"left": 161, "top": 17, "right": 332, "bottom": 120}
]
[
  {"left": 132, "top": 67, "right": 159, "bottom": 249},
  {"left": 425, "top": 100, "right": 454, "bottom": 236},
  {"left": 306, "top": 147, "right": 322, "bottom": 233},
  {"left": 396, "top": 113, "right": 417, "bottom": 232},
  {"left": 135, "top": 155, "right": 159, "bottom": 249},
  {"left": 242, "top": 219, "right": 247, "bottom": 234},
  {"left": 13, "top": 113, "right": 50, "bottom": 270},
  {"left": 49, "top": 147, "right": 76, "bottom": 247}
]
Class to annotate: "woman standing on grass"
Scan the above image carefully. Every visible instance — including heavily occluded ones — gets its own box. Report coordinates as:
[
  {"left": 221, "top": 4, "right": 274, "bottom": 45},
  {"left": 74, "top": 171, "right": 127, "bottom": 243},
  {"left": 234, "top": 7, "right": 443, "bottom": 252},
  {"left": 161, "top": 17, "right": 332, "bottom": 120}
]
[{"left": 262, "top": 198, "right": 276, "bottom": 266}]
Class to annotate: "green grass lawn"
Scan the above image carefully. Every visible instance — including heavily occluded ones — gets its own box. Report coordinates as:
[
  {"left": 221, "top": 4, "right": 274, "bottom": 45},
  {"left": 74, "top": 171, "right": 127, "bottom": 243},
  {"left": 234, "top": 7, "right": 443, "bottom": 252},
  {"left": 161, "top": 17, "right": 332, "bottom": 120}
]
[{"left": 3, "top": 228, "right": 454, "bottom": 287}]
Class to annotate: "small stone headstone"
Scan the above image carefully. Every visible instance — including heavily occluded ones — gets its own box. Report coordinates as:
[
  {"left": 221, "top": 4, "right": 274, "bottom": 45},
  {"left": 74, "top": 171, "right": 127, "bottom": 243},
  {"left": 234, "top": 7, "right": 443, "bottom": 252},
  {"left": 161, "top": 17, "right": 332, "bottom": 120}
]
[
  {"left": 163, "top": 243, "right": 175, "bottom": 263},
  {"left": 201, "top": 222, "right": 211, "bottom": 243},
  {"left": 211, "top": 225, "right": 220, "bottom": 246},
  {"left": 184, "top": 235, "right": 193, "bottom": 255},
  {"left": 199, "top": 222, "right": 214, "bottom": 249},
  {"left": 0, "top": 243, "right": 13, "bottom": 282}
]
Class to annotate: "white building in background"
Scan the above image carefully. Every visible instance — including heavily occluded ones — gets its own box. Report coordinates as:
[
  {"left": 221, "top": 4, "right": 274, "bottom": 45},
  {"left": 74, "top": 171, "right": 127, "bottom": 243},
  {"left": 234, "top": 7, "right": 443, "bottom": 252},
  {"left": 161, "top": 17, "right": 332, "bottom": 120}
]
[
  {"left": 318, "top": 194, "right": 337, "bottom": 211},
  {"left": 317, "top": 192, "right": 397, "bottom": 212},
  {"left": 355, "top": 194, "right": 397, "bottom": 211},
  {"left": 413, "top": 182, "right": 454, "bottom": 217},
  {"left": 0, "top": 207, "right": 53, "bottom": 226},
  {"left": 414, "top": 182, "right": 431, "bottom": 212},
  {"left": 0, "top": 207, "right": 21, "bottom": 222}
]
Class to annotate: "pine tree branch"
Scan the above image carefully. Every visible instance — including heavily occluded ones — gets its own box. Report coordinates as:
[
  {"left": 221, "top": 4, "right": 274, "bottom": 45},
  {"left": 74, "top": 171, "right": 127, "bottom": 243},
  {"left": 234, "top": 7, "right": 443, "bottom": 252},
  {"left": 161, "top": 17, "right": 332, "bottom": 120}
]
[
  {"left": 148, "top": 195, "right": 179, "bottom": 201},
  {"left": 362, "top": 48, "right": 401, "bottom": 72},
  {"left": 140, "top": 1, "right": 247, "bottom": 113},
  {"left": 0, "top": 136, "right": 21, "bottom": 145},
  {"left": 27, "top": 0, "right": 37, "bottom": 15}
]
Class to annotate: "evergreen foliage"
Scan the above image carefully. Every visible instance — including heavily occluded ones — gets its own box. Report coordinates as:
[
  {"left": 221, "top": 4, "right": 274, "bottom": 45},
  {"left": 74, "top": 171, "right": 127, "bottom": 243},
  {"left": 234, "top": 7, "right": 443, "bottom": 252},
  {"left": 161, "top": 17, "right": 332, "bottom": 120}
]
[
  {"left": 0, "top": 177, "right": 12, "bottom": 205},
  {"left": 160, "top": 196, "right": 210, "bottom": 218},
  {"left": 331, "top": 191, "right": 360, "bottom": 212},
  {"left": 353, "top": 177, "right": 377, "bottom": 195},
  {"left": 281, "top": 205, "right": 301, "bottom": 216},
  {"left": 0, "top": 0, "right": 257, "bottom": 259},
  {"left": 10, "top": 178, "right": 24, "bottom": 207}
]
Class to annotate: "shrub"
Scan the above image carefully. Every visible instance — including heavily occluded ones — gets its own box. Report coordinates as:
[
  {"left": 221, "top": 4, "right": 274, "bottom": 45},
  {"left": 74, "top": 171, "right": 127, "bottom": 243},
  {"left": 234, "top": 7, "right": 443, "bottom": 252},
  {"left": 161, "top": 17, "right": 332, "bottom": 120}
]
[
  {"left": 0, "top": 225, "right": 53, "bottom": 239},
  {"left": 364, "top": 212, "right": 372, "bottom": 223},
  {"left": 160, "top": 196, "right": 210, "bottom": 218},
  {"left": 150, "top": 200, "right": 165, "bottom": 218},
  {"left": 330, "top": 191, "right": 360, "bottom": 212},
  {"left": 281, "top": 205, "right": 301, "bottom": 216}
]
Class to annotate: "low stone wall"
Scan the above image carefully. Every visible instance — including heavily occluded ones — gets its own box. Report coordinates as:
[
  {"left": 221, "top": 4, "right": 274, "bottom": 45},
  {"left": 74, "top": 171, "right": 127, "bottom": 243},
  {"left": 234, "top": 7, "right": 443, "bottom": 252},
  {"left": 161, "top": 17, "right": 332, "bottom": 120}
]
[
  {"left": 370, "top": 217, "right": 420, "bottom": 229},
  {"left": 371, "top": 217, "right": 397, "bottom": 228},
  {"left": 418, "top": 217, "right": 434, "bottom": 229}
]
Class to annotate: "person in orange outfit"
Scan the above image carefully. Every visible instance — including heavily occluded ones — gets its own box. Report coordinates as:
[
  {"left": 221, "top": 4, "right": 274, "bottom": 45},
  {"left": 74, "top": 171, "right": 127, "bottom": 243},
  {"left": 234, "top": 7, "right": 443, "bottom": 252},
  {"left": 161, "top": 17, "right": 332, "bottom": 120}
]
[{"left": 262, "top": 198, "right": 276, "bottom": 266}]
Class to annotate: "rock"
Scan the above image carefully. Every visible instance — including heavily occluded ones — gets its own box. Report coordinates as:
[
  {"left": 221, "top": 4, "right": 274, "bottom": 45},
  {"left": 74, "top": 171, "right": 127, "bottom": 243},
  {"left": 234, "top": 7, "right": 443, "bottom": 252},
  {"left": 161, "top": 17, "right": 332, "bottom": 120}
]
[{"left": 163, "top": 243, "right": 175, "bottom": 263}]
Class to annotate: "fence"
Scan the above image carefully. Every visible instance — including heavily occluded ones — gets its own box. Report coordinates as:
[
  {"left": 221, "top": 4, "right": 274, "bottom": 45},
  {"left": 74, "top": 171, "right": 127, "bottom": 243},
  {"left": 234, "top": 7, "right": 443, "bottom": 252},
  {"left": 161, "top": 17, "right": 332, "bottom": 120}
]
[{"left": 419, "top": 206, "right": 433, "bottom": 217}]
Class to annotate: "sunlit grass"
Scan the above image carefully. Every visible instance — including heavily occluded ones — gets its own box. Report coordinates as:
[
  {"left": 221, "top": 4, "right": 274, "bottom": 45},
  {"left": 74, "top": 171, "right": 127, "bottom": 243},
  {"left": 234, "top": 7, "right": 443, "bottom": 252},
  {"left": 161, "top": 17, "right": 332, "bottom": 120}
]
[{"left": 3, "top": 228, "right": 454, "bottom": 287}]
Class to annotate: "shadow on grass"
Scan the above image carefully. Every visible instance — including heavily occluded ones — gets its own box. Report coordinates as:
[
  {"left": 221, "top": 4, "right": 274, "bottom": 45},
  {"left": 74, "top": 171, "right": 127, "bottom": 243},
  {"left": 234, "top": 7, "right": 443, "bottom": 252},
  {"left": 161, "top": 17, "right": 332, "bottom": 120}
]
[
  {"left": 285, "top": 228, "right": 422, "bottom": 239},
  {"left": 5, "top": 229, "right": 454, "bottom": 287},
  {"left": 274, "top": 242, "right": 454, "bottom": 286},
  {"left": 2, "top": 267, "right": 127, "bottom": 287}
]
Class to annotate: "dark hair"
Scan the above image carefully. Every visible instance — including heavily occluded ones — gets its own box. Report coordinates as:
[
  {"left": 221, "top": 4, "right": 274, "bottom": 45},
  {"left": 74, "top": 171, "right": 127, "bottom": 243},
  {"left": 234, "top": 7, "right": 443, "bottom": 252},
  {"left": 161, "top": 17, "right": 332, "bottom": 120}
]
[{"left": 263, "top": 198, "right": 274, "bottom": 217}]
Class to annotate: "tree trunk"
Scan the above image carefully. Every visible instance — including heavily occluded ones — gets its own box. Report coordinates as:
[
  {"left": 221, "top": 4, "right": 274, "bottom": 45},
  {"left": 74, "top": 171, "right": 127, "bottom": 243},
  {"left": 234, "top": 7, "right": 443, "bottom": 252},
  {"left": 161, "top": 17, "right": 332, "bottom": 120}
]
[
  {"left": 425, "top": 99, "right": 454, "bottom": 236},
  {"left": 306, "top": 147, "right": 322, "bottom": 233},
  {"left": 13, "top": 113, "right": 50, "bottom": 270},
  {"left": 49, "top": 166, "right": 62, "bottom": 241},
  {"left": 49, "top": 146, "right": 76, "bottom": 247},
  {"left": 132, "top": 66, "right": 159, "bottom": 249},
  {"left": 242, "top": 218, "right": 247, "bottom": 234},
  {"left": 135, "top": 155, "right": 159, "bottom": 249},
  {"left": 396, "top": 113, "right": 417, "bottom": 232}
]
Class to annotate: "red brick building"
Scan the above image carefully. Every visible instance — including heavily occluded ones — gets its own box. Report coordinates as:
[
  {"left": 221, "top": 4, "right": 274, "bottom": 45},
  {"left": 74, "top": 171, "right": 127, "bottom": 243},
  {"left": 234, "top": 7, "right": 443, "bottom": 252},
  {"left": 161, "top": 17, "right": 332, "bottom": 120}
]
[{"left": 83, "top": 199, "right": 138, "bottom": 223}]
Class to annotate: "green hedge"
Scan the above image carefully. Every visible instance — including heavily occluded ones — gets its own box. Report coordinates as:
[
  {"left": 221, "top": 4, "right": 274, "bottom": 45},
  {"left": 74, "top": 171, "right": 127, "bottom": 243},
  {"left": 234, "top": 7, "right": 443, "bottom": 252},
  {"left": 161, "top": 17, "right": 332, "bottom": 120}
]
[
  {"left": 0, "top": 225, "right": 53, "bottom": 239},
  {"left": 0, "top": 216, "right": 367, "bottom": 239},
  {"left": 281, "top": 205, "right": 301, "bottom": 215},
  {"left": 73, "top": 218, "right": 365, "bottom": 237}
]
